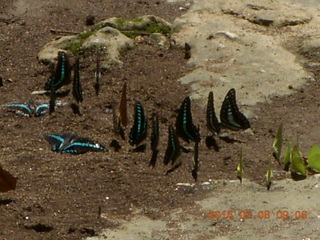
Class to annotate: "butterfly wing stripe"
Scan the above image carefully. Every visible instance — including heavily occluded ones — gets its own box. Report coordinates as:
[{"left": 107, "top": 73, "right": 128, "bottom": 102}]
[
  {"left": 3, "top": 103, "right": 33, "bottom": 116},
  {"left": 164, "top": 125, "right": 181, "bottom": 165},
  {"left": 53, "top": 51, "right": 71, "bottom": 90},
  {"left": 61, "top": 142, "right": 106, "bottom": 154},
  {"left": 44, "top": 134, "right": 66, "bottom": 151},
  {"left": 35, "top": 104, "right": 50, "bottom": 117},
  {"left": 129, "top": 102, "right": 147, "bottom": 145}
]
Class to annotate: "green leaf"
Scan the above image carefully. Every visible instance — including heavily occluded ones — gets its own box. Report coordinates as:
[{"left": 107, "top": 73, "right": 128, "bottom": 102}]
[
  {"left": 237, "top": 148, "right": 243, "bottom": 183},
  {"left": 308, "top": 144, "right": 320, "bottom": 172},
  {"left": 272, "top": 123, "right": 283, "bottom": 161},
  {"left": 265, "top": 161, "right": 273, "bottom": 190},
  {"left": 291, "top": 144, "right": 306, "bottom": 176},
  {"left": 282, "top": 140, "right": 291, "bottom": 166}
]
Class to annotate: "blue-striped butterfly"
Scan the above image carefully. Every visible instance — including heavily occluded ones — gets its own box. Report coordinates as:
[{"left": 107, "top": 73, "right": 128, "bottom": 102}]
[
  {"left": 44, "top": 51, "right": 71, "bottom": 91},
  {"left": 163, "top": 125, "right": 181, "bottom": 165},
  {"left": 175, "top": 96, "right": 200, "bottom": 143},
  {"left": 220, "top": 88, "right": 250, "bottom": 131},
  {"left": 3, "top": 103, "right": 50, "bottom": 117},
  {"left": 206, "top": 91, "right": 220, "bottom": 134},
  {"left": 129, "top": 102, "right": 147, "bottom": 146},
  {"left": 44, "top": 133, "right": 107, "bottom": 154}
]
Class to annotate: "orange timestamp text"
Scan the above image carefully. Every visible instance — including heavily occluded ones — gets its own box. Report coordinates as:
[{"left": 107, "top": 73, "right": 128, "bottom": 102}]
[{"left": 208, "top": 210, "right": 308, "bottom": 220}]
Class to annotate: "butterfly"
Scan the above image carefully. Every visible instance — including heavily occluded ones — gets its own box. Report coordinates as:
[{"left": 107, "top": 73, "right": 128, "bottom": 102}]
[
  {"left": 94, "top": 52, "right": 101, "bottom": 96},
  {"left": 44, "top": 133, "right": 107, "bottom": 154},
  {"left": 206, "top": 91, "right": 220, "bottom": 135},
  {"left": 129, "top": 102, "right": 147, "bottom": 146},
  {"left": 44, "top": 51, "right": 71, "bottom": 91},
  {"left": 220, "top": 88, "right": 250, "bottom": 130},
  {"left": 175, "top": 96, "right": 200, "bottom": 143},
  {"left": 72, "top": 58, "right": 83, "bottom": 103},
  {"left": 3, "top": 103, "right": 50, "bottom": 117},
  {"left": 163, "top": 125, "right": 181, "bottom": 165},
  {"left": 150, "top": 112, "right": 159, "bottom": 151}
]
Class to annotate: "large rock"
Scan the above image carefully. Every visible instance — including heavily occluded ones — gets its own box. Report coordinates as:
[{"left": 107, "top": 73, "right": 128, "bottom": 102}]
[{"left": 38, "top": 15, "right": 171, "bottom": 68}]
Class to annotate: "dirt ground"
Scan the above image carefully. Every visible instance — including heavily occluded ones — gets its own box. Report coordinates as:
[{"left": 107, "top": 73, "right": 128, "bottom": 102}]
[{"left": 1, "top": 0, "right": 320, "bottom": 239}]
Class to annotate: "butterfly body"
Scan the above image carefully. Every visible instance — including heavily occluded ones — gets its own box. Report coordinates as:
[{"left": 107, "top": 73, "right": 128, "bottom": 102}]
[
  {"left": 129, "top": 102, "right": 147, "bottom": 146},
  {"left": 3, "top": 103, "right": 50, "bottom": 117},
  {"left": 220, "top": 88, "right": 250, "bottom": 131},
  {"left": 44, "top": 133, "right": 107, "bottom": 154},
  {"left": 175, "top": 97, "right": 200, "bottom": 143}
]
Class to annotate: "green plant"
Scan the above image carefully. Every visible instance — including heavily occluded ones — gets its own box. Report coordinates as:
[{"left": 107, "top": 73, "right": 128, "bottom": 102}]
[
  {"left": 69, "top": 41, "right": 83, "bottom": 55},
  {"left": 265, "top": 160, "right": 273, "bottom": 190},
  {"left": 237, "top": 148, "right": 243, "bottom": 183},
  {"left": 308, "top": 144, "right": 320, "bottom": 172}
]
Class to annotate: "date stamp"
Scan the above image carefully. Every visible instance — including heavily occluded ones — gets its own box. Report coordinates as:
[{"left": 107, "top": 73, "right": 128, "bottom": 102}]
[{"left": 208, "top": 210, "right": 308, "bottom": 220}]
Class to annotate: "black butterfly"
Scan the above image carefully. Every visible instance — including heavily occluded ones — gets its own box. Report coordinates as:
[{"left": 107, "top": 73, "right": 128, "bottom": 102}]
[
  {"left": 129, "top": 102, "right": 147, "bottom": 146},
  {"left": 44, "top": 133, "right": 107, "bottom": 154},
  {"left": 163, "top": 125, "right": 181, "bottom": 165},
  {"left": 206, "top": 91, "right": 220, "bottom": 134},
  {"left": 94, "top": 53, "right": 101, "bottom": 96},
  {"left": 44, "top": 51, "right": 71, "bottom": 91},
  {"left": 220, "top": 88, "right": 250, "bottom": 131},
  {"left": 72, "top": 58, "right": 83, "bottom": 103},
  {"left": 175, "top": 96, "right": 200, "bottom": 143},
  {"left": 150, "top": 113, "right": 159, "bottom": 151},
  {"left": 3, "top": 103, "right": 50, "bottom": 117}
]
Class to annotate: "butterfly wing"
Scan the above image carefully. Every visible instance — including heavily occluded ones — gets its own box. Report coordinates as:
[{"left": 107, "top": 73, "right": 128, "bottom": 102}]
[
  {"left": 34, "top": 103, "right": 50, "bottom": 117},
  {"left": 150, "top": 112, "right": 159, "bottom": 151},
  {"left": 163, "top": 125, "right": 181, "bottom": 165},
  {"left": 72, "top": 58, "right": 83, "bottom": 103},
  {"left": 129, "top": 102, "right": 147, "bottom": 146},
  {"left": 44, "top": 133, "right": 76, "bottom": 152},
  {"left": 220, "top": 88, "right": 250, "bottom": 131},
  {"left": 175, "top": 97, "right": 200, "bottom": 143},
  {"left": 206, "top": 91, "right": 220, "bottom": 134},
  {"left": 60, "top": 137, "right": 107, "bottom": 154},
  {"left": 2, "top": 103, "right": 33, "bottom": 117},
  {"left": 119, "top": 82, "right": 128, "bottom": 127}
]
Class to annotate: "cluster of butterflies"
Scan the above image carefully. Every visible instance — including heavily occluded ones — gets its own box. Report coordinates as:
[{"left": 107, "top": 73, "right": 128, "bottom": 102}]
[
  {"left": 109, "top": 87, "right": 250, "bottom": 180},
  {"left": 2, "top": 51, "right": 85, "bottom": 117},
  {"left": 1, "top": 51, "right": 251, "bottom": 179}
]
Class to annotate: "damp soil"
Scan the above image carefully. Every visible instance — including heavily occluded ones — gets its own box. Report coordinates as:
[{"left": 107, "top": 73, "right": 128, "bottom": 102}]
[{"left": 1, "top": 0, "right": 320, "bottom": 239}]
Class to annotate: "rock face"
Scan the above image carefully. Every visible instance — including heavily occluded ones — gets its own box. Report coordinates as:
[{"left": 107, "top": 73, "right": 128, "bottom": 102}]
[
  {"left": 170, "top": 0, "right": 320, "bottom": 116},
  {"left": 37, "top": 15, "right": 171, "bottom": 69}
]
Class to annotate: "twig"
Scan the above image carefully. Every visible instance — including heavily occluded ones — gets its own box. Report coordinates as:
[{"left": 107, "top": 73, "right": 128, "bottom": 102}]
[{"left": 50, "top": 29, "right": 80, "bottom": 35}]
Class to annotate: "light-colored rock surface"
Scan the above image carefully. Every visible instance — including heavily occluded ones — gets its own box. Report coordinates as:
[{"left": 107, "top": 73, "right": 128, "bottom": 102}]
[
  {"left": 81, "top": 27, "right": 134, "bottom": 68},
  {"left": 86, "top": 176, "right": 320, "bottom": 240},
  {"left": 170, "top": 0, "right": 320, "bottom": 117}
]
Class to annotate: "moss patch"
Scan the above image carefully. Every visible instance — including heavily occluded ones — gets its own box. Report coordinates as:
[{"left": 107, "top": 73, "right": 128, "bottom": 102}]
[{"left": 114, "top": 17, "right": 171, "bottom": 38}]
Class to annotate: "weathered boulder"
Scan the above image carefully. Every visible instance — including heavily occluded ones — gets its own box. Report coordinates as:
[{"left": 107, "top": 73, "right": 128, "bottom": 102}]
[{"left": 37, "top": 15, "right": 172, "bottom": 68}]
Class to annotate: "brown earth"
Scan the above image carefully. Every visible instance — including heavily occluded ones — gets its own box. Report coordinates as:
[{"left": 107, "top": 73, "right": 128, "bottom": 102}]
[{"left": 1, "top": 0, "right": 320, "bottom": 239}]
